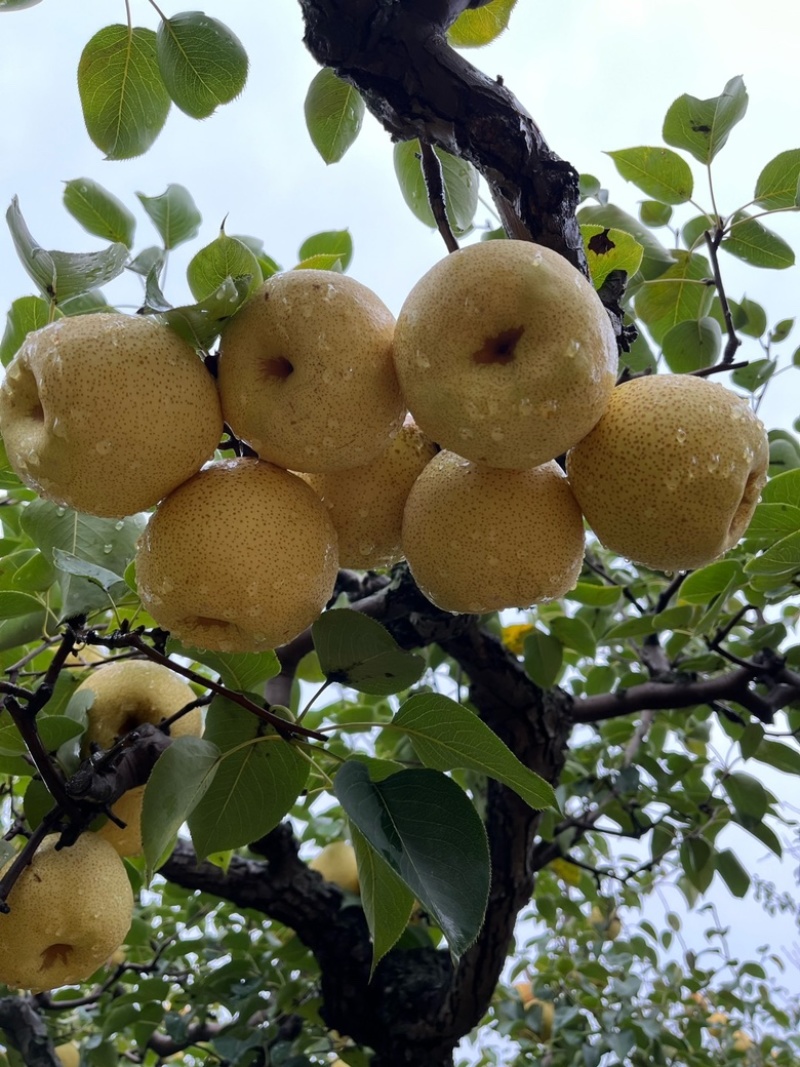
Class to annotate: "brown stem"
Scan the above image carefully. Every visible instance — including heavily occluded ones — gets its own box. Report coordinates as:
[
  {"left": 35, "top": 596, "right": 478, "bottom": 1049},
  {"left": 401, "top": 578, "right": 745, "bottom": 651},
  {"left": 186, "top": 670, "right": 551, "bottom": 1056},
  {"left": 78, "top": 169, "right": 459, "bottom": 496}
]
[
  {"left": 419, "top": 140, "right": 460, "bottom": 253},
  {"left": 704, "top": 227, "right": 741, "bottom": 365}
]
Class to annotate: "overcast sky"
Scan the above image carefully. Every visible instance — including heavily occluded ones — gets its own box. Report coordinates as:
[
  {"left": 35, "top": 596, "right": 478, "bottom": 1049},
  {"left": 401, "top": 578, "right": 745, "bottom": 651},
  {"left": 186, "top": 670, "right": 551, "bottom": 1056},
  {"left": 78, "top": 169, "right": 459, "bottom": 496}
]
[{"left": 1, "top": 0, "right": 799, "bottom": 988}]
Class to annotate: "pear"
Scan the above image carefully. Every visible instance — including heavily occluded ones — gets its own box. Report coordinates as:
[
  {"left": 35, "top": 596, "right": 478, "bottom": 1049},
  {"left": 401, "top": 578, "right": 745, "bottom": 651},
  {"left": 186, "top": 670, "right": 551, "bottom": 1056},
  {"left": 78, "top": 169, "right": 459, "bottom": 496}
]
[
  {"left": 136, "top": 458, "right": 338, "bottom": 652},
  {"left": 309, "top": 841, "right": 360, "bottom": 894},
  {"left": 393, "top": 241, "right": 617, "bottom": 469},
  {"left": 217, "top": 270, "right": 404, "bottom": 472},
  {"left": 0, "top": 834, "right": 133, "bottom": 992},
  {"left": 0, "top": 313, "right": 222, "bottom": 518},
  {"left": 566, "top": 375, "right": 769, "bottom": 571},
  {"left": 402, "top": 451, "right": 585, "bottom": 613}
]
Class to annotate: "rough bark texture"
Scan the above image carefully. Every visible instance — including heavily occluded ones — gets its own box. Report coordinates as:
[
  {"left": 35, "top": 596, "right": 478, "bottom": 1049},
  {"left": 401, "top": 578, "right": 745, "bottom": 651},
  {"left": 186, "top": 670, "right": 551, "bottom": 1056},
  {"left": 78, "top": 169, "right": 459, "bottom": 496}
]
[{"left": 298, "top": 0, "right": 588, "bottom": 272}]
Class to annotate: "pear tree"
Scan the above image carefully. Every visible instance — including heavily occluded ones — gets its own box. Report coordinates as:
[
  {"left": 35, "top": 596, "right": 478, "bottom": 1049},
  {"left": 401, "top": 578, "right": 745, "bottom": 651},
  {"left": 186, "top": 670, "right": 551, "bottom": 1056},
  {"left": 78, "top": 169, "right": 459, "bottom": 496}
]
[{"left": 1, "top": 3, "right": 800, "bottom": 1067}]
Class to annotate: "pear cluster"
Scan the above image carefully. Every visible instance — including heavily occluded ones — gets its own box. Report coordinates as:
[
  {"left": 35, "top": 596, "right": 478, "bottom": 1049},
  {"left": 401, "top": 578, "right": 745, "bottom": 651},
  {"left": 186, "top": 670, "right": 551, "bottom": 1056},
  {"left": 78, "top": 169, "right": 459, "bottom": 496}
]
[{"left": 0, "top": 241, "right": 770, "bottom": 647}]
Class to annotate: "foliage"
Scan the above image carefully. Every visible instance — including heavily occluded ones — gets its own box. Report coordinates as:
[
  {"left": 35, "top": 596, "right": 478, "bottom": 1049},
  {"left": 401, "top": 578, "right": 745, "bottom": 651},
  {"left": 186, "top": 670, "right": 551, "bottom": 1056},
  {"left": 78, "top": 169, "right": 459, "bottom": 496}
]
[{"left": 1, "top": 3, "right": 800, "bottom": 1067}]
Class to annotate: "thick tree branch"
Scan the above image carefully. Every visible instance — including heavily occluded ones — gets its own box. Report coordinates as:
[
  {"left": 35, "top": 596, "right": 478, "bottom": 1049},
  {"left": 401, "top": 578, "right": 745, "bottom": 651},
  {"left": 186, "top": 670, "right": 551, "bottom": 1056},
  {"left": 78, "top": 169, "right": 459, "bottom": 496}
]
[
  {"left": 572, "top": 658, "right": 800, "bottom": 725},
  {"left": 299, "top": 0, "right": 588, "bottom": 275}
]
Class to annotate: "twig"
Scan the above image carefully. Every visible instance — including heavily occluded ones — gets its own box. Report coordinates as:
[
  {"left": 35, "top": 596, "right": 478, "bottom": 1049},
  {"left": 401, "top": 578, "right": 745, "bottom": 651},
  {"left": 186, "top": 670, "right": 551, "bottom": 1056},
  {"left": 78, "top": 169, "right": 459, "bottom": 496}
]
[
  {"left": 419, "top": 141, "right": 460, "bottom": 254},
  {"left": 704, "top": 228, "right": 741, "bottom": 365}
]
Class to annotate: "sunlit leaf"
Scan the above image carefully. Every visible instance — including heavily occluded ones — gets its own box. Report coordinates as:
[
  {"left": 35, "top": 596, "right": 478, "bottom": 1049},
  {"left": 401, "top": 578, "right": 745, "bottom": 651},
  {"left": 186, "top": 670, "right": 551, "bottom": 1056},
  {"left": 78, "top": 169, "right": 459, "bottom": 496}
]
[
  {"left": 722, "top": 213, "right": 795, "bottom": 269},
  {"left": 607, "top": 147, "right": 693, "bottom": 204},
  {"left": 754, "top": 149, "right": 800, "bottom": 209},
  {"left": 634, "top": 251, "right": 713, "bottom": 343},
  {"left": 137, "top": 184, "right": 201, "bottom": 250},
  {"left": 662, "top": 75, "right": 748, "bottom": 164},
  {"left": 0, "top": 295, "right": 54, "bottom": 366},
  {"left": 186, "top": 229, "right": 262, "bottom": 301},
  {"left": 304, "top": 67, "right": 364, "bottom": 164},
  {"left": 157, "top": 12, "right": 248, "bottom": 118},
  {"left": 78, "top": 25, "right": 171, "bottom": 159},
  {"left": 63, "top": 178, "right": 136, "bottom": 247},
  {"left": 447, "top": 0, "right": 517, "bottom": 47},
  {"left": 394, "top": 139, "right": 479, "bottom": 236},
  {"left": 581, "top": 225, "right": 643, "bottom": 289},
  {"left": 392, "top": 693, "right": 556, "bottom": 809}
]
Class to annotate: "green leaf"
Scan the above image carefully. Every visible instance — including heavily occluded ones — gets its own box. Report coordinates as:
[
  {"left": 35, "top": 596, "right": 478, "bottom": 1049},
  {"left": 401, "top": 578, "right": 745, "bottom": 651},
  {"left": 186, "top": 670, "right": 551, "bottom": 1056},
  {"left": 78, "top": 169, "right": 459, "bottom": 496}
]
[
  {"left": 51, "top": 549, "right": 129, "bottom": 596},
  {"left": 639, "top": 200, "right": 673, "bottom": 227},
  {"left": 157, "top": 275, "right": 252, "bottom": 349},
  {"left": 565, "top": 582, "right": 621, "bottom": 607},
  {"left": 350, "top": 822, "right": 415, "bottom": 976},
  {"left": 722, "top": 213, "right": 795, "bottom": 269},
  {"left": 762, "top": 469, "right": 800, "bottom": 508},
  {"left": 634, "top": 251, "right": 713, "bottom": 343},
  {"left": 661, "top": 317, "right": 722, "bottom": 373},
  {"left": 523, "top": 631, "right": 563, "bottom": 688},
  {"left": 137, "top": 184, "right": 201, "bottom": 250},
  {"left": 392, "top": 693, "right": 556, "bottom": 810},
  {"left": 20, "top": 499, "right": 145, "bottom": 618},
  {"left": 334, "top": 760, "right": 490, "bottom": 958},
  {"left": 156, "top": 12, "right": 248, "bottom": 119},
  {"left": 744, "top": 529, "right": 800, "bottom": 578},
  {"left": 662, "top": 75, "right": 748, "bottom": 164},
  {"left": 293, "top": 252, "right": 344, "bottom": 272},
  {"left": 298, "top": 230, "right": 353, "bottom": 273},
  {"left": 187, "top": 695, "right": 309, "bottom": 859},
  {"left": 742, "top": 502, "right": 800, "bottom": 548},
  {"left": 0, "top": 296, "right": 54, "bottom": 366},
  {"left": 607, "top": 147, "right": 693, "bottom": 205},
  {"left": 304, "top": 67, "right": 365, "bottom": 164},
  {"left": 0, "top": 0, "right": 45, "bottom": 8},
  {"left": 738, "top": 297, "right": 768, "bottom": 338},
  {"left": 731, "top": 359, "right": 776, "bottom": 393},
  {"left": 186, "top": 229, "right": 262, "bottom": 302},
  {"left": 722, "top": 770, "right": 769, "bottom": 820},
  {"left": 679, "top": 560, "right": 743, "bottom": 604},
  {"left": 578, "top": 202, "right": 674, "bottom": 280},
  {"left": 753, "top": 739, "right": 800, "bottom": 776},
  {"left": 167, "top": 641, "right": 280, "bottom": 692},
  {"left": 393, "top": 139, "right": 479, "bottom": 236},
  {"left": 63, "top": 178, "right": 136, "bottom": 248},
  {"left": 312, "top": 610, "right": 425, "bottom": 696},
  {"left": 447, "top": 0, "right": 517, "bottom": 47},
  {"left": 754, "top": 149, "right": 800, "bottom": 209},
  {"left": 581, "top": 226, "right": 643, "bottom": 290},
  {"left": 78, "top": 25, "right": 171, "bottom": 159},
  {"left": 141, "top": 736, "right": 220, "bottom": 880},
  {"left": 6, "top": 197, "right": 128, "bottom": 303},
  {"left": 549, "top": 616, "right": 597, "bottom": 658},
  {"left": 739, "top": 722, "right": 764, "bottom": 760},
  {"left": 680, "top": 837, "right": 715, "bottom": 892},
  {"left": 603, "top": 616, "right": 658, "bottom": 641},
  {"left": 0, "top": 590, "right": 42, "bottom": 618}
]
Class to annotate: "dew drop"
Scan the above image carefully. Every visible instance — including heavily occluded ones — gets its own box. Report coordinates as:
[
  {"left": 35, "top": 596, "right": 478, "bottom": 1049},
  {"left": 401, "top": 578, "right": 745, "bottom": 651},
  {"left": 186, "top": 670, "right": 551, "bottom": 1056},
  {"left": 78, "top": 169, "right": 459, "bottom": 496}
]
[
  {"left": 458, "top": 426, "right": 474, "bottom": 440},
  {"left": 114, "top": 520, "right": 125, "bottom": 530},
  {"left": 675, "top": 428, "right": 687, "bottom": 445},
  {"left": 490, "top": 426, "right": 504, "bottom": 442},
  {"left": 414, "top": 351, "right": 431, "bottom": 370},
  {"left": 102, "top": 544, "right": 113, "bottom": 554},
  {"left": 95, "top": 440, "right": 113, "bottom": 455},
  {"left": 665, "top": 471, "right": 681, "bottom": 491},
  {"left": 518, "top": 397, "right": 532, "bottom": 417},
  {"left": 706, "top": 453, "right": 721, "bottom": 473},
  {"left": 565, "top": 339, "right": 581, "bottom": 358}
]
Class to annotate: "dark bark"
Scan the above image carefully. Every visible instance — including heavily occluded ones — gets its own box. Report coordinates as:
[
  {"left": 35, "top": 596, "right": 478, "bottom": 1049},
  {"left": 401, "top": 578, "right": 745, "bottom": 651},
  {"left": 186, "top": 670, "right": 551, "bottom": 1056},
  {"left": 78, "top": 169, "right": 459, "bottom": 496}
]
[
  {"left": 0, "top": 996, "right": 59, "bottom": 1067},
  {"left": 298, "top": 0, "right": 587, "bottom": 273}
]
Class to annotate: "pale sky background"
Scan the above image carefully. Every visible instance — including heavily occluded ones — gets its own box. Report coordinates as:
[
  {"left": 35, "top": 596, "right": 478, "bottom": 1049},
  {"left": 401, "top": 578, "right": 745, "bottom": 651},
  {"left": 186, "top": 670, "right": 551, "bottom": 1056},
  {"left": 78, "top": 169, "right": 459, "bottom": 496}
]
[{"left": 1, "top": 0, "right": 799, "bottom": 1022}]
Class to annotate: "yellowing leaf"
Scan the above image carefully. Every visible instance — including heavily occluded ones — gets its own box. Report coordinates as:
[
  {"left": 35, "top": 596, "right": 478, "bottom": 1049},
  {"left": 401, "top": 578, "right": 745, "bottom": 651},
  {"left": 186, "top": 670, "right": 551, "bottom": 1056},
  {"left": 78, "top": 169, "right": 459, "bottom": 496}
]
[
  {"left": 448, "top": 0, "right": 517, "bottom": 48},
  {"left": 501, "top": 623, "right": 533, "bottom": 656}
]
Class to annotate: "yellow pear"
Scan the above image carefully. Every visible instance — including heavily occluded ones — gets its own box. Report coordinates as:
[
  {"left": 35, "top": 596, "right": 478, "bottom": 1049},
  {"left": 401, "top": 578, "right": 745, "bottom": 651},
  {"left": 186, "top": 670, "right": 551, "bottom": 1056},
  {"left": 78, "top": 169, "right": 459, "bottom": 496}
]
[
  {"left": 136, "top": 458, "right": 338, "bottom": 652},
  {"left": 301, "top": 420, "right": 438, "bottom": 568},
  {"left": 54, "top": 1042, "right": 80, "bottom": 1067},
  {"left": 0, "top": 833, "right": 133, "bottom": 992},
  {"left": 309, "top": 841, "right": 360, "bottom": 895},
  {"left": 0, "top": 313, "right": 223, "bottom": 518},
  {"left": 708, "top": 1011, "right": 729, "bottom": 1037},
  {"left": 393, "top": 240, "right": 617, "bottom": 469},
  {"left": 217, "top": 270, "right": 404, "bottom": 472},
  {"left": 78, "top": 659, "right": 203, "bottom": 753},
  {"left": 566, "top": 374, "right": 769, "bottom": 572},
  {"left": 75, "top": 645, "right": 204, "bottom": 858},
  {"left": 402, "top": 451, "right": 584, "bottom": 613}
]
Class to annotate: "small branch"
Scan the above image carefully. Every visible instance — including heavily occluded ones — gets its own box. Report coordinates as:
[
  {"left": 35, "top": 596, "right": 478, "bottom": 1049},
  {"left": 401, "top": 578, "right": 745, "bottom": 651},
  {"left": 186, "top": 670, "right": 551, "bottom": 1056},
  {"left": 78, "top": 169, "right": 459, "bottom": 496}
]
[
  {"left": 89, "top": 629, "right": 326, "bottom": 743},
  {"left": 692, "top": 359, "right": 749, "bottom": 378},
  {"left": 419, "top": 141, "right": 460, "bottom": 253},
  {"left": 0, "top": 818, "right": 57, "bottom": 910},
  {"left": 572, "top": 662, "right": 800, "bottom": 726},
  {"left": 704, "top": 228, "right": 741, "bottom": 365},
  {"left": 3, "top": 699, "right": 80, "bottom": 820},
  {"left": 654, "top": 572, "right": 688, "bottom": 615}
]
